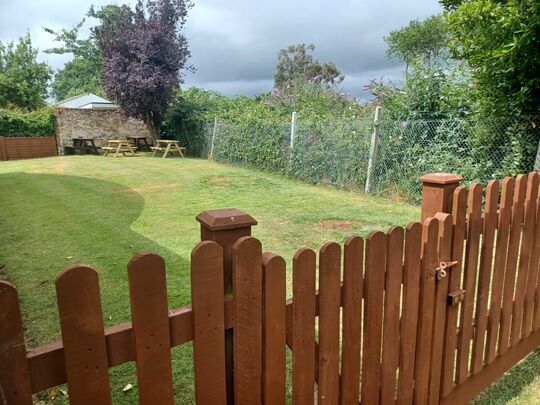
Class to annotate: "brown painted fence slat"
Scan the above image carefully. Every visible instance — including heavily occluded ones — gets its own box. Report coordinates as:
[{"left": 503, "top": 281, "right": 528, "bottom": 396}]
[
  {"left": 361, "top": 231, "right": 387, "bottom": 405},
  {"left": 191, "top": 241, "right": 227, "bottom": 405},
  {"left": 262, "top": 252, "right": 286, "bottom": 405},
  {"left": 318, "top": 242, "right": 341, "bottom": 405},
  {"left": 397, "top": 222, "right": 422, "bottom": 405},
  {"left": 472, "top": 180, "right": 500, "bottom": 374},
  {"left": 513, "top": 172, "right": 539, "bottom": 342},
  {"left": 456, "top": 184, "right": 483, "bottom": 383},
  {"left": 428, "top": 213, "right": 453, "bottom": 405},
  {"left": 292, "top": 248, "right": 316, "bottom": 405},
  {"left": 414, "top": 218, "right": 439, "bottom": 404},
  {"left": 127, "top": 253, "right": 174, "bottom": 404},
  {"left": 485, "top": 177, "right": 515, "bottom": 364},
  {"left": 499, "top": 174, "right": 527, "bottom": 354},
  {"left": 530, "top": 185, "right": 540, "bottom": 331},
  {"left": 340, "top": 236, "right": 364, "bottom": 405},
  {"left": 0, "top": 281, "right": 33, "bottom": 405},
  {"left": 522, "top": 172, "right": 540, "bottom": 336},
  {"left": 233, "top": 236, "right": 263, "bottom": 404},
  {"left": 55, "top": 265, "right": 112, "bottom": 405},
  {"left": 381, "top": 226, "right": 404, "bottom": 405},
  {"left": 441, "top": 187, "right": 468, "bottom": 396}
]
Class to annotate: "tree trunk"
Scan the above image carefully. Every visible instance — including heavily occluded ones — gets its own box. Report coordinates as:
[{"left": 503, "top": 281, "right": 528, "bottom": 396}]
[{"left": 144, "top": 112, "right": 160, "bottom": 144}]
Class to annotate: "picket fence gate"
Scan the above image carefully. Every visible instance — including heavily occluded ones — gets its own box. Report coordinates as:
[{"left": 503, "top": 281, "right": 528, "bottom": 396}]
[{"left": 1, "top": 172, "right": 540, "bottom": 404}]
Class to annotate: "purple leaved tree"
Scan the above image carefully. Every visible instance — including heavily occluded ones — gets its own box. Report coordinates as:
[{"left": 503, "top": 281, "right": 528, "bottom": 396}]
[{"left": 93, "top": 0, "right": 192, "bottom": 142}]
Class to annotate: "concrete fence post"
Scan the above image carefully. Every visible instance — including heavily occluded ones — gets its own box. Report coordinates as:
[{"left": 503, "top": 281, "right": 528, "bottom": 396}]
[
  {"left": 196, "top": 208, "right": 257, "bottom": 404},
  {"left": 534, "top": 138, "right": 540, "bottom": 172},
  {"left": 419, "top": 173, "right": 463, "bottom": 223},
  {"left": 365, "top": 106, "right": 382, "bottom": 193},
  {"left": 210, "top": 117, "right": 218, "bottom": 159}
]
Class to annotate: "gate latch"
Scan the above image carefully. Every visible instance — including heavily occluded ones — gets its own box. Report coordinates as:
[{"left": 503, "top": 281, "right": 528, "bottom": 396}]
[{"left": 432, "top": 261, "right": 458, "bottom": 280}]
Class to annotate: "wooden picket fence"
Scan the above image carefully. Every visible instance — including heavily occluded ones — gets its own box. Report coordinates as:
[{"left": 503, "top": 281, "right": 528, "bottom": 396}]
[{"left": 1, "top": 172, "right": 540, "bottom": 404}]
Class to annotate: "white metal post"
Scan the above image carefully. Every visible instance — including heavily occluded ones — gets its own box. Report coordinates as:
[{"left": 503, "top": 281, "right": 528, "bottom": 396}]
[{"left": 365, "top": 106, "right": 382, "bottom": 193}]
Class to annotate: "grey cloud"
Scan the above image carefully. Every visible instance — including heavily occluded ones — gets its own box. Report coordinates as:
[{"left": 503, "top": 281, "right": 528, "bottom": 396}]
[{"left": 1, "top": 0, "right": 442, "bottom": 98}]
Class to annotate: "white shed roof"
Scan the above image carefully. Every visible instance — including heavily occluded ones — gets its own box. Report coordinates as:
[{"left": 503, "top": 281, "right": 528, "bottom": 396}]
[{"left": 56, "top": 93, "right": 116, "bottom": 108}]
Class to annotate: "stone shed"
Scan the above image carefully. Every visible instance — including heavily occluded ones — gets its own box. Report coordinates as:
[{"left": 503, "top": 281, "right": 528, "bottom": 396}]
[{"left": 55, "top": 107, "right": 150, "bottom": 154}]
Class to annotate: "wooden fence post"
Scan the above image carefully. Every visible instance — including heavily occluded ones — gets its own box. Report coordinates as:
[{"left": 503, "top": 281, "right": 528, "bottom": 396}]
[
  {"left": 0, "top": 136, "right": 7, "bottom": 161},
  {"left": 0, "top": 281, "right": 33, "bottom": 404},
  {"left": 196, "top": 208, "right": 258, "bottom": 404},
  {"left": 420, "top": 173, "right": 463, "bottom": 222}
]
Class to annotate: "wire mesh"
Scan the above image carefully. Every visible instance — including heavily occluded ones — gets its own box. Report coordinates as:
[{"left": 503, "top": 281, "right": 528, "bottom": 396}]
[{"left": 206, "top": 115, "right": 540, "bottom": 204}]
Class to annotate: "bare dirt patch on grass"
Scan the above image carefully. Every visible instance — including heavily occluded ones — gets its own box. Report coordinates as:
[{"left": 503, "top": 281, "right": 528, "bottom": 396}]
[{"left": 316, "top": 219, "right": 368, "bottom": 232}]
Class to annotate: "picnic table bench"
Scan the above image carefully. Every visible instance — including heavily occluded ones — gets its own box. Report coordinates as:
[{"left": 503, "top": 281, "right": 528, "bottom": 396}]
[
  {"left": 151, "top": 140, "right": 185, "bottom": 158},
  {"left": 126, "top": 135, "right": 151, "bottom": 151},
  {"left": 72, "top": 138, "right": 99, "bottom": 155},
  {"left": 103, "top": 140, "right": 137, "bottom": 157}
]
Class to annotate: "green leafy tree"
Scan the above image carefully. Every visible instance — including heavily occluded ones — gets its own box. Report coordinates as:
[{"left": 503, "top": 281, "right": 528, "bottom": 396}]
[
  {"left": 444, "top": 0, "right": 540, "bottom": 115},
  {"left": 385, "top": 15, "right": 449, "bottom": 73},
  {"left": 274, "top": 43, "right": 344, "bottom": 88},
  {"left": 45, "top": 5, "right": 132, "bottom": 101},
  {"left": 0, "top": 34, "right": 52, "bottom": 110}
]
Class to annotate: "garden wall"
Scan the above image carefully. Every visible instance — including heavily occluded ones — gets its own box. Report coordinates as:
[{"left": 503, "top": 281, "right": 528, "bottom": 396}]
[
  {"left": 55, "top": 108, "right": 150, "bottom": 153},
  {"left": 0, "top": 136, "right": 57, "bottom": 161}
]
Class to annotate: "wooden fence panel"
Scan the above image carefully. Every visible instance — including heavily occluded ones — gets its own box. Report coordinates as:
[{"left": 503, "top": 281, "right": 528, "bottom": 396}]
[
  {"left": 340, "top": 236, "right": 364, "bottom": 405},
  {"left": 191, "top": 241, "right": 227, "bottom": 405},
  {"left": 499, "top": 174, "right": 527, "bottom": 354},
  {"left": 0, "top": 136, "right": 57, "bottom": 161},
  {"left": 262, "top": 253, "right": 286, "bottom": 405},
  {"left": 55, "top": 265, "right": 112, "bottom": 405},
  {"left": 0, "top": 281, "right": 33, "bottom": 405},
  {"left": 456, "top": 184, "right": 483, "bottom": 383},
  {"left": 381, "top": 226, "right": 404, "bottom": 405},
  {"left": 317, "top": 242, "right": 341, "bottom": 405},
  {"left": 292, "top": 248, "right": 316, "bottom": 405},
  {"left": 232, "top": 237, "right": 263, "bottom": 404},
  {"left": 522, "top": 172, "right": 540, "bottom": 336},
  {"left": 361, "top": 231, "right": 387, "bottom": 405},
  {"left": 441, "top": 187, "right": 468, "bottom": 396},
  {"left": 414, "top": 218, "right": 439, "bottom": 404},
  {"left": 485, "top": 177, "right": 515, "bottom": 364},
  {"left": 472, "top": 180, "right": 499, "bottom": 374},
  {"left": 127, "top": 253, "right": 174, "bottom": 404},
  {"left": 513, "top": 172, "right": 539, "bottom": 343},
  {"left": 397, "top": 222, "right": 422, "bottom": 405}
]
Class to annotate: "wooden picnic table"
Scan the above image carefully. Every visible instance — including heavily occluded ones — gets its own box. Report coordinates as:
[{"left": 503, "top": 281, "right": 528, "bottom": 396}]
[
  {"left": 102, "top": 139, "right": 137, "bottom": 157},
  {"left": 151, "top": 140, "right": 185, "bottom": 158},
  {"left": 72, "top": 137, "right": 99, "bottom": 155},
  {"left": 126, "top": 135, "right": 151, "bottom": 151}
]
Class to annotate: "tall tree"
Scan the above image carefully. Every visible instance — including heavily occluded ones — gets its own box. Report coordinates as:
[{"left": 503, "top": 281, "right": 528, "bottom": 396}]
[
  {"left": 0, "top": 34, "right": 52, "bottom": 110},
  {"left": 274, "top": 43, "right": 344, "bottom": 88},
  {"left": 443, "top": 0, "right": 540, "bottom": 115},
  {"left": 45, "top": 5, "right": 132, "bottom": 101},
  {"left": 385, "top": 15, "right": 449, "bottom": 73},
  {"left": 94, "top": 0, "right": 192, "bottom": 141}
]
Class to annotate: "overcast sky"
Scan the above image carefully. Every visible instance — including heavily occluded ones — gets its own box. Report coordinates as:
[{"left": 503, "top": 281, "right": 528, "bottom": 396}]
[{"left": 0, "top": 0, "right": 442, "bottom": 100}]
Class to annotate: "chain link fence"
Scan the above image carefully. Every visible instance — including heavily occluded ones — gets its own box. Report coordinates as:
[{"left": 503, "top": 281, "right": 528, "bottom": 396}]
[{"left": 204, "top": 113, "right": 540, "bottom": 203}]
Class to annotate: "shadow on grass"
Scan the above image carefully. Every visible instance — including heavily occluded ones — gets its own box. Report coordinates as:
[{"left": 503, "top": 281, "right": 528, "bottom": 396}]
[
  {"left": 0, "top": 172, "right": 195, "bottom": 403},
  {"left": 472, "top": 349, "right": 540, "bottom": 404}
]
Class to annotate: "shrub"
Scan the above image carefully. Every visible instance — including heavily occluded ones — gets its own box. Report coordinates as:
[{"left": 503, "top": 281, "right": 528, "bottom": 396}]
[{"left": 0, "top": 107, "right": 55, "bottom": 136}]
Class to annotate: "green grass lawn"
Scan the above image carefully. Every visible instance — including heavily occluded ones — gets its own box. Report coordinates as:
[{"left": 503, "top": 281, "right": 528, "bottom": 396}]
[{"left": 0, "top": 155, "right": 538, "bottom": 403}]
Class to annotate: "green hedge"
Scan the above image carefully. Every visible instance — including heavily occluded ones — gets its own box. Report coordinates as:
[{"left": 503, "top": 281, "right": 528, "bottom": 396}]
[{"left": 0, "top": 107, "right": 56, "bottom": 137}]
